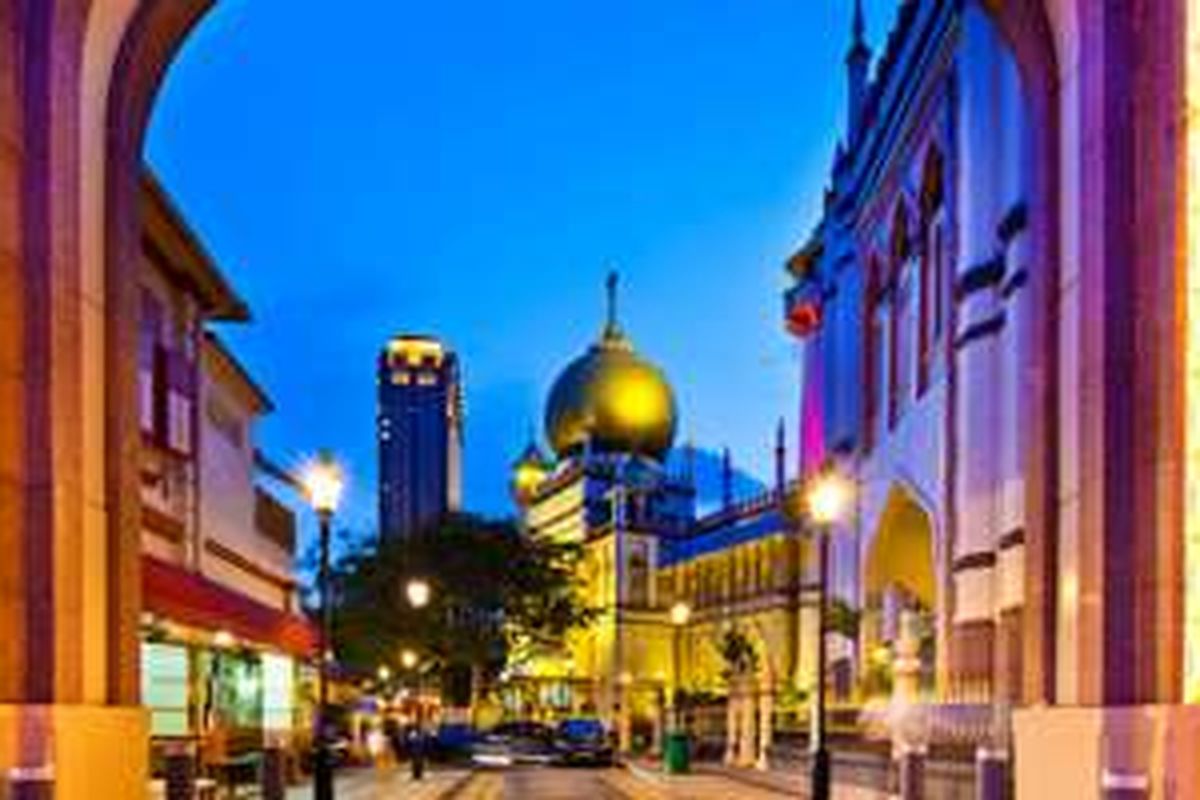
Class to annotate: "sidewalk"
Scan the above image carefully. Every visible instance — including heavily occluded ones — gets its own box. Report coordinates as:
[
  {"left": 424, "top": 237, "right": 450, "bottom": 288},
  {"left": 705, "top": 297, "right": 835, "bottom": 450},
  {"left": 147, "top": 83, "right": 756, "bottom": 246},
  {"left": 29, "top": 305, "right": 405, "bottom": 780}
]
[{"left": 285, "top": 765, "right": 471, "bottom": 800}]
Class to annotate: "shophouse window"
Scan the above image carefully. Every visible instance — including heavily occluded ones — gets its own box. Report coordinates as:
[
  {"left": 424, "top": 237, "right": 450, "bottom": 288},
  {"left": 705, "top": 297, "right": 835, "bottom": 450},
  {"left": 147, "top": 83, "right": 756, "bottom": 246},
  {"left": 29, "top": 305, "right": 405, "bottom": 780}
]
[
  {"left": 139, "top": 289, "right": 163, "bottom": 436},
  {"left": 141, "top": 641, "right": 190, "bottom": 737},
  {"left": 262, "top": 654, "right": 295, "bottom": 734}
]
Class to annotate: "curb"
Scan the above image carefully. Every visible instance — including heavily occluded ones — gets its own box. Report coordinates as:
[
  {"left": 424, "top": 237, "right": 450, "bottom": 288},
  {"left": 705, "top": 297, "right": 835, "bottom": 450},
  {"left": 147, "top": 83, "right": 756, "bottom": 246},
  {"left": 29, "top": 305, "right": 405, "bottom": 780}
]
[{"left": 624, "top": 760, "right": 669, "bottom": 785}]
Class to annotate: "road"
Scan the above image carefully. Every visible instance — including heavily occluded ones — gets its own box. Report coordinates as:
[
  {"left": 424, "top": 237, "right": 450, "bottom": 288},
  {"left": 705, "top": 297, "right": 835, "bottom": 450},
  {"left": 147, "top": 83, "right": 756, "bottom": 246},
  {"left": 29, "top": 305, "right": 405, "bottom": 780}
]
[
  {"left": 446, "top": 765, "right": 798, "bottom": 799},
  {"left": 285, "top": 764, "right": 801, "bottom": 799},
  {"left": 448, "top": 767, "right": 628, "bottom": 799}
]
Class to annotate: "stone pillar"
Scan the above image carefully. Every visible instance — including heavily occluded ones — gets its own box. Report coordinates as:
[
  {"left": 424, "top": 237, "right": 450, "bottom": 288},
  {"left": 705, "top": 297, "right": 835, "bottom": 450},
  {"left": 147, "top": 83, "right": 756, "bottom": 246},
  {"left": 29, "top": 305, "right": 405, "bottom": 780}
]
[
  {"left": 737, "top": 684, "right": 757, "bottom": 767},
  {"left": 892, "top": 611, "right": 922, "bottom": 705},
  {"left": 616, "top": 683, "right": 632, "bottom": 754},
  {"left": 651, "top": 691, "right": 664, "bottom": 757},
  {"left": 724, "top": 692, "right": 739, "bottom": 765},
  {"left": 756, "top": 686, "right": 774, "bottom": 771},
  {"left": 949, "top": 1, "right": 1007, "bottom": 699},
  {"left": 897, "top": 746, "right": 926, "bottom": 800}
]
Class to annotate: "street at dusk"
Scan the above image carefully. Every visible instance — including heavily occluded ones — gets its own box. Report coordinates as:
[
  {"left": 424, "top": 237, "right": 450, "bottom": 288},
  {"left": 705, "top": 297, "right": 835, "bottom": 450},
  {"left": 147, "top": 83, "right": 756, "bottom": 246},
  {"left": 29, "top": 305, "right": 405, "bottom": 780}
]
[{"left": 5, "top": 0, "right": 1200, "bottom": 798}]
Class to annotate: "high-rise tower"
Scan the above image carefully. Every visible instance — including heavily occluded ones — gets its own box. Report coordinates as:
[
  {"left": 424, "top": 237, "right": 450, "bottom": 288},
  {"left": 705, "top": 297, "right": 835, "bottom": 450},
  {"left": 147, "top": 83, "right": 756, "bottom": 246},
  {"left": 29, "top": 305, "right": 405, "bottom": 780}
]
[{"left": 377, "top": 334, "right": 463, "bottom": 539}]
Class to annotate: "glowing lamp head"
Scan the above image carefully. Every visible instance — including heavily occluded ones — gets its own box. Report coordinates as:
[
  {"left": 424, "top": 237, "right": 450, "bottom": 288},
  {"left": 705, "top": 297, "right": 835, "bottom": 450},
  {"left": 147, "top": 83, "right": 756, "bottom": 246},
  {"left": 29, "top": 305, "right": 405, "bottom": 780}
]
[
  {"left": 213, "top": 629, "right": 235, "bottom": 649},
  {"left": 669, "top": 601, "right": 691, "bottom": 627},
  {"left": 303, "top": 451, "right": 344, "bottom": 515},
  {"left": 406, "top": 579, "right": 431, "bottom": 609},
  {"left": 808, "top": 471, "right": 851, "bottom": 525},
  {"left": 377, "top": 665, "right": 391, "bottom": 682},
  {"left": 401, "top": 649, "right": 418, "bottom": 670}
]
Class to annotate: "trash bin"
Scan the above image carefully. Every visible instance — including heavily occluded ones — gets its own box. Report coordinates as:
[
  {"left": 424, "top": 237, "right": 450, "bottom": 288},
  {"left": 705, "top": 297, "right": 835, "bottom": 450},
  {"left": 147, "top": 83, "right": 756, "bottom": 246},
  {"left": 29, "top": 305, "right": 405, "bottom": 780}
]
[{"left": 663, "top": 732, "right": 690, "bottom": 774}]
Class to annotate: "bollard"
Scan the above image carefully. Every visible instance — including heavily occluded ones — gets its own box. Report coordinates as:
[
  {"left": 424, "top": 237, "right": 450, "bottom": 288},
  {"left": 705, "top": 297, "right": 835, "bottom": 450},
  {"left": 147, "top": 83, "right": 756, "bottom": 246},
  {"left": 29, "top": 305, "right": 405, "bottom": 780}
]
[
  {"left": 164, "top": 748, "right": 196, "bottom": 800},
  {"left": 261, "top": 747, "right": 286, "bottom": 800},
  {"left": 976, "top": 748, "right": 1008, "bottom": 800},
  {"left": 897, "top": 746, "right": 925, "bottom": 800},
  {"left": 1101, "top": 770, "right": 1149, "bottom": 800},
  {"left": 7, "top": 766, "right": 54, "bottom": 800}
]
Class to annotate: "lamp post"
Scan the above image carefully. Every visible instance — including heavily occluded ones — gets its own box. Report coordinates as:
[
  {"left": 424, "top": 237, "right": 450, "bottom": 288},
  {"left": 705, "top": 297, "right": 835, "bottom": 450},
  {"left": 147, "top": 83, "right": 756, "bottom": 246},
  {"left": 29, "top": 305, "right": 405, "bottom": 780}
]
[
  {"left": 806, "top": 469, "right": 851, "bottom": 800},
  {"left": 405, "top": 578, "right": 430, "bottom": 610},
  {"left": 403, "top": 580, "right": 432, "bottom": 781},
  {"left": 669, "top": 601, "right": 691, "bottom": 730},
  {"left": 303, "top": 452, "right": 344, "bottom": 800}
]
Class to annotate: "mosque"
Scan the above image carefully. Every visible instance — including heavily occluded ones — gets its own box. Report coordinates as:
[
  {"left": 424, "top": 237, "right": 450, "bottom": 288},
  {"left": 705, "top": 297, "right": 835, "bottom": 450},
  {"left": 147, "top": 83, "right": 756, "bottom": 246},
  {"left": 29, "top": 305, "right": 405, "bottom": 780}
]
[{"left": 506, "top": 274, "right": 811, "bottom": 767}]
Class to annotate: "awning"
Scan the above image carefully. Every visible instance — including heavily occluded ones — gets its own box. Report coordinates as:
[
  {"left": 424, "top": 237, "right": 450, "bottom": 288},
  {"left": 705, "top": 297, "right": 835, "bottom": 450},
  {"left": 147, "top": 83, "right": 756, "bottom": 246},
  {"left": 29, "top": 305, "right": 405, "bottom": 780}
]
[{"left": 142, "top": 555, "right": 317, "bottom": 658}]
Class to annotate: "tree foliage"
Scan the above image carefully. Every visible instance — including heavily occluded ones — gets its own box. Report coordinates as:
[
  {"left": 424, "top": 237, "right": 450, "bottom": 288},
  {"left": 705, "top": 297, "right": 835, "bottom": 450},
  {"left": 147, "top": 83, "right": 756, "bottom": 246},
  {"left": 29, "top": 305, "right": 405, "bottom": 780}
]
[
  {"left": 718, "top": 627, "right": 759, "bottom": 681},
  {"left": 330, "top": 513, "right": 593, "bottom": 694}
]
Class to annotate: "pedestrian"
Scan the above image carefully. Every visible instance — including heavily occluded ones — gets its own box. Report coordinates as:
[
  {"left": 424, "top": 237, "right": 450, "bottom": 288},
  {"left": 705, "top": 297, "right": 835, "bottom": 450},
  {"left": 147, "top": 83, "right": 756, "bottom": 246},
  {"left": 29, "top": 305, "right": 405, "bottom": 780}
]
[{"left": 408, "top": 724, "right": 426, "bottom": 780}]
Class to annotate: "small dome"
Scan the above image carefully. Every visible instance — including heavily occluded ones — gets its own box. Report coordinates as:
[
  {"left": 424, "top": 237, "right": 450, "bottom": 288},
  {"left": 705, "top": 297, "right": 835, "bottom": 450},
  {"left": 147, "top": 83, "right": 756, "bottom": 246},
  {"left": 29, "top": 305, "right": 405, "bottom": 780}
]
[
  {"left": 543, "top": 274, "right": 677, "bottom": 461},
  {"left": 511, "top": 441, "right": 551, "bottom": 504}
]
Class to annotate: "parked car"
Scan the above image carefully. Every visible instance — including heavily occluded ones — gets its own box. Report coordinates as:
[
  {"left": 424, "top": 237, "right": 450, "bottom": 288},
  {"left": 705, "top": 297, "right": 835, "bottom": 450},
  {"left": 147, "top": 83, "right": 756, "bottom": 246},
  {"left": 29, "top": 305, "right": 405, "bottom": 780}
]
[
  {"left": 470, "top": 721, "right": 556, "bottom": 767},
  {"left": 552, "top": 718, "right": 614, "bottom": 767},
  {"left": 430, "top": 723, "right": 479, "bottom": 762}
]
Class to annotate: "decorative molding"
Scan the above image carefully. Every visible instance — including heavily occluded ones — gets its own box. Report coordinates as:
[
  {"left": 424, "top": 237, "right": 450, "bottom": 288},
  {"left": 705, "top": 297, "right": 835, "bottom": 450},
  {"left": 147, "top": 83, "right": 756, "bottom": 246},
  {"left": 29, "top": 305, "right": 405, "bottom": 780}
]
[
  {"left": 953, "top": 551, "right": 997, "bottom": 573},
  {"left": 996, "top": 202, "right": 1028, "bottom": 243},
  {"left": 141, "top": 505, "right": 185, "bottom": 543},
  {"left": 203, "top": 538, "right": 296, "bottom": 591},
  {"left": 955, "top": 255, "right": 1005, "bottom": 301},
  {"left": 998, "top": 528, "right": 1026, "bottom": 551},
  {"left": 954, "top": 312, "right": 1006, "bottom": 351},
  {"left": 1001, "top": 268, "right": 1028, "bottom": 299}
]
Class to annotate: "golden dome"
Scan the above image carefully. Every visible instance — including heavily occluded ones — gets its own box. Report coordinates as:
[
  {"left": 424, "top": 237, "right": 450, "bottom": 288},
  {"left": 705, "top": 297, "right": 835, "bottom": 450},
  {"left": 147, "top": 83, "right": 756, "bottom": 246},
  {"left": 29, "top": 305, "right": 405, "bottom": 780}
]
[
  {"left": 511, "top": 441, "right": 550, "bottom": 504},
  {"left": 544, "top": 274, "right": 677, "bottom": 461}
]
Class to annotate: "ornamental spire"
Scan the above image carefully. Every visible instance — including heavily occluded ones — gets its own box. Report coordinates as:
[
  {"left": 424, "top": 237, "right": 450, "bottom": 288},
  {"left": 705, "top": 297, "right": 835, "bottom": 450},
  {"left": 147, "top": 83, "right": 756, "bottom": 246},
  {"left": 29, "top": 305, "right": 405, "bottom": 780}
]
[
  {"left": 853, "top": 0, "right": 865, "bottom": 48},
  {"left": 600, "top": 268, "right": 630, "bottom": 349},
  {"left": 605, "top": 270, "right": 619, "bottom": 333}
]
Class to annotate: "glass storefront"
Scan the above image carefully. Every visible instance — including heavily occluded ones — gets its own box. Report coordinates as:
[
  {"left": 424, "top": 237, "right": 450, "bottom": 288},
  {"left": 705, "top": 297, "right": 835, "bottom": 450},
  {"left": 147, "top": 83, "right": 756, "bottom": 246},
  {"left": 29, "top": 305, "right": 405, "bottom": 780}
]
[{"left": 141, "top": 640, "right": 300, "bottom": 742}]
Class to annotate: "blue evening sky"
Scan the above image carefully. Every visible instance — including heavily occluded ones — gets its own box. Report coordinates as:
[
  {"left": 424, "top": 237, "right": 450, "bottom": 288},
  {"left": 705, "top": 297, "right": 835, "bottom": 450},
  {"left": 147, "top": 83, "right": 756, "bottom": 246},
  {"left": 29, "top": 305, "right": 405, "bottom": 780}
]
[{"left": 147, "top": 0, "right": 896, "bottom": 539}]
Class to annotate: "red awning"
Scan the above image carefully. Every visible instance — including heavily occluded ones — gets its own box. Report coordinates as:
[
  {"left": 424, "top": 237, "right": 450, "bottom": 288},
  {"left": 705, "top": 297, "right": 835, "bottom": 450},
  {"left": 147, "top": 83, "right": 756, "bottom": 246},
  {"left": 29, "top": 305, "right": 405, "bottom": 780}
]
[{"left": 142, "top": 555, "right": 317, "bottom": 658}]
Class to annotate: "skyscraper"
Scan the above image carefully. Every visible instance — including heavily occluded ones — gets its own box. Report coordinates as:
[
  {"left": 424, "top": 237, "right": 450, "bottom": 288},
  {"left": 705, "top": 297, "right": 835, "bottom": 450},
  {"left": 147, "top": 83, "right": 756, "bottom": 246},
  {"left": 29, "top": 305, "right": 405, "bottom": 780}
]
[{"left": 377, "top": 335, "right": 463, "bottom": 539}]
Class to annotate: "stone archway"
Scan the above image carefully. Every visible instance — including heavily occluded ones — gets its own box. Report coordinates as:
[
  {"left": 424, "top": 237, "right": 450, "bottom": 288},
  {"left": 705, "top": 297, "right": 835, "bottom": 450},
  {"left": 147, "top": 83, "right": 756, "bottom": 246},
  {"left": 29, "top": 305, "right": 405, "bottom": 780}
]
[
  {"left": 862, "top": 486, "right": 937, "bottom": 702},
  {"left": 0, "top": 0, "right": 214, "bottom": 793}
]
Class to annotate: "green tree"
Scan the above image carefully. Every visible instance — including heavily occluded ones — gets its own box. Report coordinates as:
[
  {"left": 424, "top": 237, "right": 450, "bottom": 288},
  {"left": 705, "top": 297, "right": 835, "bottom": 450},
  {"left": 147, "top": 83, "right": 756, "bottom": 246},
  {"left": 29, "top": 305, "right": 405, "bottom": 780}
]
[
  {"left": 329, "top": 513, "right": 594, "bottom": 702},
  {"left": 718, "top": 627, "right": 759, "bottom": 682}
]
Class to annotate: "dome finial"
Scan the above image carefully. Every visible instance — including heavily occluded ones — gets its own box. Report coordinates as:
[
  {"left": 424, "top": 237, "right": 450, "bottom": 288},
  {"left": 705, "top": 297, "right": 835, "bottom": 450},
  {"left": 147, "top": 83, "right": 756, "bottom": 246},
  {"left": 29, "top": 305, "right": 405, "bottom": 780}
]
[{"left": 605, "top": 269, "right": 620, "bottom": 337}]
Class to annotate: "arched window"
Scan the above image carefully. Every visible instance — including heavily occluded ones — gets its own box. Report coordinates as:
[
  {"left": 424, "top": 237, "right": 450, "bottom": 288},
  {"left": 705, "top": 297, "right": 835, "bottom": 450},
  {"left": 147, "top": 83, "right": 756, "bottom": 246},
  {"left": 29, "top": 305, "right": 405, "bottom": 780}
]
[
  {"left": 628, "top": 543, "right": 649, "bottom": 607},
  {"left": 918, "top": 146, "right": 946, "bottom": 393},
  {"left": 863, "top": 254, "right": 883, "bottom": 450},
  {"left": 889, "top": 201, "right": 913, "bottom": 428}
]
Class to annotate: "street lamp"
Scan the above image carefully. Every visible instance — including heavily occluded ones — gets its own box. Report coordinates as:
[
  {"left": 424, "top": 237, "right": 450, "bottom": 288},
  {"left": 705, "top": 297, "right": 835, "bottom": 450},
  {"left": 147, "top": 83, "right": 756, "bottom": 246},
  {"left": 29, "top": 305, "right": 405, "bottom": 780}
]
[
  {"left": 806, "top": 468, "right": 851, "bottom": 800},
  {"left": 406, "top": 578, "right": 431, "bottom": 610},
  {"left": 399, "top": 647, "right": 428, "bottom": 780},
  {"left": 669, "top": 602, "right": 691, "bottom": 731},
  {"left": 303, "top": 451, "right": 344, "bottom": 800}
]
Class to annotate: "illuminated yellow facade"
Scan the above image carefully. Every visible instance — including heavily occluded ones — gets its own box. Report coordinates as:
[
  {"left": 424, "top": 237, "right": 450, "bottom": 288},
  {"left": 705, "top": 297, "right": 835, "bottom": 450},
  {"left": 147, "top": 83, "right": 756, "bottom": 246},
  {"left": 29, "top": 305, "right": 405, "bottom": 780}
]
[{"left": 508, "top": 277, "right": 816, "bottom": 763}]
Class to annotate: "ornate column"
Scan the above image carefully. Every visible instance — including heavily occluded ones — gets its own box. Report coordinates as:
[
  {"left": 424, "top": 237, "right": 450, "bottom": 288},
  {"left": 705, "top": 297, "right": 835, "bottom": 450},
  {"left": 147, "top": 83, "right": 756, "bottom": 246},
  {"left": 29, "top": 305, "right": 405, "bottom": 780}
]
[
  {"left": 724, "top": 690, "right": 739, "bottom": 765},
  {"left": 949, "top": 0, "right": 1005, "bottom": 700},
  {"left": 616, "top": 681, "right": 632, "bottom": 753},
  {"left": 736, "top": 681, "right": 757, "bottom": 767},
  {"left": 756, "top": 683, "right": 774, "bottom": 771}
]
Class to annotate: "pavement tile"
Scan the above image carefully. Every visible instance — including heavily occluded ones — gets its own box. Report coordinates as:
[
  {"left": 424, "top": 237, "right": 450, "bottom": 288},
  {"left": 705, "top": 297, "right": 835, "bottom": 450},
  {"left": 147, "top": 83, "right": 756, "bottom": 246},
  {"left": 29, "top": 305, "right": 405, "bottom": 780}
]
[{"left": 286, "top": 766, "right": 470, "bottom": 800}]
